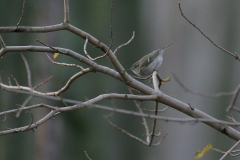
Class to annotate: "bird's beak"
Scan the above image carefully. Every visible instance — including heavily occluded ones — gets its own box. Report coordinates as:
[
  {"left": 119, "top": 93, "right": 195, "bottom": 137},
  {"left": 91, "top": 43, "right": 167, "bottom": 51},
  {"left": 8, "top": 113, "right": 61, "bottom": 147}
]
[
  {"left": 128, "top": 67, "right": 133, "bottom": 71},
  {"left": 164, "top": 42, "right": 174, "bottom": 49}
]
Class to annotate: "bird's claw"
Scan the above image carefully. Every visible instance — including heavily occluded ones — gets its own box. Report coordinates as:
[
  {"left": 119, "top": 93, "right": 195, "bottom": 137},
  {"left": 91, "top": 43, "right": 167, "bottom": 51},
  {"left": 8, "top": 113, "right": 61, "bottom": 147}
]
[{"left": 161, "top": 77, "right": 170, "bottom": 85}]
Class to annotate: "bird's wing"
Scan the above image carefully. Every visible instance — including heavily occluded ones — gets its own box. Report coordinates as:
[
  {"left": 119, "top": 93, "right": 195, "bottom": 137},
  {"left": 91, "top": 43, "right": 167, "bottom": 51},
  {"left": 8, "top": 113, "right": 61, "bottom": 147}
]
[
  {"left": 149, "top": 49, "right": 161, "bottom": 62},
  {"left": 139, "top": 49, "right": 160, "bottom": 68}
]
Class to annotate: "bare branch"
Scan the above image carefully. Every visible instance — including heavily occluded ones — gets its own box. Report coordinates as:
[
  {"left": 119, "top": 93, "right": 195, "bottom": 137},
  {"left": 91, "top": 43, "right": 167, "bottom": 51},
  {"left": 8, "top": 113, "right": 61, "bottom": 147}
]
[
  {"left": 21, "top": 53, "right": 32, "bottom": 89},
  {"left": 230, "top": 149, "right": 240, "bottom": 157},
  {"left": 8, "top": 77, "right": 11, "bottom": 86},
  {"left": 45, "top": 53, "right": 84, "bottom": 70},
  {"left": 1, "top": 112, "right": 7, "bottom": 121},
  {"left": 129, "top": 87, "right": 150, "bottom": 143},
  {"left": 172, "top": 73, "right": 234, "bottom": 98},
  {"left": 11, "top": 75, "right": 20, "bottom": 87},
  {"left": 33, "top": 76, "right": 53, "bottom": 90},
  {"left": 21, "top": 112, "right": 34, "bottom": 131},
  {"left": 37, "top": 39, "right": 64, "bottom": 54},
  {"left": 2, "top": 83, "right": 240, "bottom": 128},
  {"left": 84, "top": 151, "right": 92, "bottom": 160},
  {"left": 226, "top": 115, "right": 240, "bottom": 130},
  {"left": 226, "top": 84, "right": 240, "bottom": 112},
  {"left": 16, "top": 53, "right": 33, "bottom": 118},
  {"left": 64, "top": 0, "right": 69, "bottom": 24},
  {"left": 149, "top": 102, "right": 159, "bottom": 146},
  {"left": 0, "top": 24, "right": 66, "bottom": 33},
  {"left": 0, "top": 35, "right": 6, "bottom": 48},
  {"left": 0, "top": 76, "right": 2, "bottom": 89},
  {"left": 0, "top": 110, "right": 57, "bottom": 135},
  {"left": 1, "top": 2, "right": 240, "bottom": 144},
  {"left": 151, "top": 133, "right": 168, "bottom": 147},
  {"left": 143, "top": 106, "right": 169, "bottom": 112},
  {"left": 84, "top": 37, "right": 109, "bottom": 61},
  {"left": 148, "top": 72, "right": 169, "bottom": 146},
  {"left": 178, "top": 3, "right": 240, "bottom": 61},
  {"left": 83, "top": 1, "right": 114, "bottom": 61},
  {"left": 173, "top": 73, "right": 240, "bottom": 112},
  {"left": 113, "top": 31, "right": 135, "bottom": 54},
  {"left": 103, "top": 0, "right": 114, "bottom": 57},
  {"left": 16, "top": 95, "right": 33, "bottom": 118},
  {"left": 1, "top": 91, "right": 240, "bottom": 137},
  {"left": 1, "top": 44, "right": 240, "bottom": 141},
  {"left": 220, "top": 140, "right": 240, "bottom": 160},
  {"left": 0, "top": 104, "right": 57, "bottom": 117},
  {"left": 16, "top": 0, "right": 26, "bottom": 28},
  {"left": 106, "top": 119, "right": 148, "bottom": 145}
]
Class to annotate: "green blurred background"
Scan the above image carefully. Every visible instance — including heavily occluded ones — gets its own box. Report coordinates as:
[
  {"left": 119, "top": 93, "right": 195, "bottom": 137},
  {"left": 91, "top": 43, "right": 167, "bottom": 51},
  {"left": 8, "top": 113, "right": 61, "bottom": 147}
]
[{"left": 0, "top": 0, "right": 240, "bottom": 159}]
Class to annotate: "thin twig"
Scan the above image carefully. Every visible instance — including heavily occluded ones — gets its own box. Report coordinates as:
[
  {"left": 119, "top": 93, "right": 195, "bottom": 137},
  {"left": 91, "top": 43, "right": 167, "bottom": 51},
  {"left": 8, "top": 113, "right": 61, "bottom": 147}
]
[
  {"left": 219, "top": 140, "right": 240, "bottom": 160},
  {"left": 104, "top": 0, "right": 114, "bottom": 56},
  {"left": 0, "top": 76, "right": 2, "bottom": 89},
  {"left": 45, "top": 53, "right": 84, "bottom": 69},
  {"left": 0, "top": 110, "right": 57, "bottom": 135},
  {"left": 20, "top": 53, "right": 32, "bottom": 89},
  {"left": 1, "top": 112, "right": 7, "bottom": 121},
  {"left": 11, "top": 75, "right": 20, "bottom": 87},
  {"left": 173, "top": 72, "right": 240, "bottom": 112},
  {"left": 143, "top": 106, "right": 169, "bottom": 112},
  {"left": 36, "top": 39, "right": 64, "bottom": 54},
  {"left": 0, "top": 35, "right": 6, "bottom": 48},
  {"left": 17, "top": 95, "right": 33, "bottom": 116},
  {"left": 114, "top": 31, "right": 135, "bottom": 54},
  {"left": 226, "top": 115, "right": 240, "bottom": 129},
  {"left": 16, "top": 54, "right": 33, "bottom": 118},
  {"left": 84, "top": 37, "right": 110, "bottom": 61},
  {"left": 229, "top": 149, "right": 240, "bottom": 157},
  {"left": 106, "top": 119, "right": 148, "bottom": 145},
  {"left": 84, "top": 151, "right": 92, "bottom": 160},
  {"left": 16, "top": 0, "right": 26, "bottom": 28},
  {"left": 64, "top": 0, "right": 69, "bottom": 24},
  {"left": 232, "top": 107, "right": 240, "bottom": 113},
  {"left": 188, "top": 103, "right": 194, "bottom": 110},
  {"left": 172, "top": 73, "right": 234, "bottom": 98},
  {"left": 21, "top": 112, "right": 34, "bottom": 131},
  {"left": 149, "top": 102, "right": 158, "bottom": 146},
  {"left": 127, "top": 86, "right": 141, "bottom": 93},
  {"left": 55, "top": 95, "right": 69, "bottom": 107},
  {"left": 226, "top": 84, "right": 240, "bottom": 112},
  {"left": 151, "top": 133, "right": 169, "bottom": 147},
  {"left": 1, "top": 87, "right": 240, "bottom": 127},
  {"left": 178, "top": 3, "right": 240, "bottom": 61},
  {"left": 8, "top": 77, "right": 11, "bottom": 86},
  {"left": 129, "top": 87, "right": 150, "bottom": 143},
  {"left": 83, "top": 0, "right": 114, "bottom": 61},
  {"left": 33, "top": 76, "right": 53, "bottom": 90},
  {"left": 211, "top": 148, "right": 226, "bottom": 154}
]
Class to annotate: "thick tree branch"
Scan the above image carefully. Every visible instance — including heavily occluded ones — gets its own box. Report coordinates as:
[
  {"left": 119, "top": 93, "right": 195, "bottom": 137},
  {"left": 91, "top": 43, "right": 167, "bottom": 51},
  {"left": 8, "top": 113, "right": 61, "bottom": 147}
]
[{"left": 0, "top": 2, "right": 240, "bottom": 143}]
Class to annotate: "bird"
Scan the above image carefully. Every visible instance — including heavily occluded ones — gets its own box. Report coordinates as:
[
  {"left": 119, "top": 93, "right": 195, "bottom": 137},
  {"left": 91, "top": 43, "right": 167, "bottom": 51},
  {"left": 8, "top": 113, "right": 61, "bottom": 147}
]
[{"left": 129, "top": 43, "right": 173, "bottom": 77}]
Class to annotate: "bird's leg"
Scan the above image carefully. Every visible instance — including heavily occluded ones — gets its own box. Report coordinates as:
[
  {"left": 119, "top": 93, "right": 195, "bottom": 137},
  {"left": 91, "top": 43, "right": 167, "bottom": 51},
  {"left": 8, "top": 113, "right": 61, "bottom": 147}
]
[
  {"left": 156, "top": 73, "right": 170, "bottom": 86},
  {"left": 161, "top": 77, "right": 170, "bottom": 84}
]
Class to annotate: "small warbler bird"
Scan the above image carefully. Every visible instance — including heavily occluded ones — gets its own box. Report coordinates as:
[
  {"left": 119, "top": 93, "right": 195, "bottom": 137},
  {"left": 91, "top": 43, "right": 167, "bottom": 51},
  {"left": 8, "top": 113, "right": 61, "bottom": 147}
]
[{"left": 129, "top": 43, "right": 173, "bottom": 76}]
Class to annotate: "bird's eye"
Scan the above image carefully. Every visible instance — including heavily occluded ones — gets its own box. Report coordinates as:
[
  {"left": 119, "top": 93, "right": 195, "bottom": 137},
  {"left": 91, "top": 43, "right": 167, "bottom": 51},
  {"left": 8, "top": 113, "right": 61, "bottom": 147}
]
[{"left": 133, "top": 63, "right": 139, "bottom": 68}]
